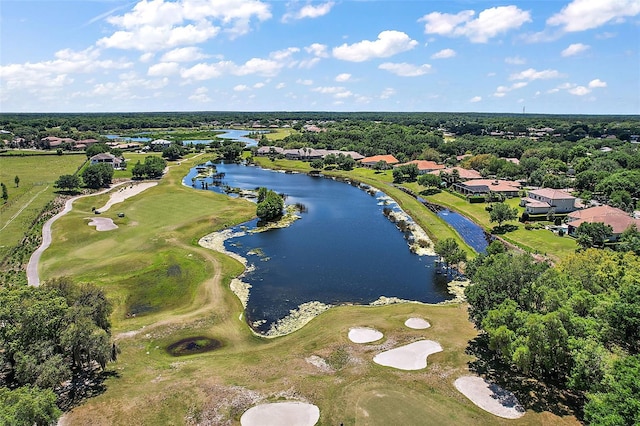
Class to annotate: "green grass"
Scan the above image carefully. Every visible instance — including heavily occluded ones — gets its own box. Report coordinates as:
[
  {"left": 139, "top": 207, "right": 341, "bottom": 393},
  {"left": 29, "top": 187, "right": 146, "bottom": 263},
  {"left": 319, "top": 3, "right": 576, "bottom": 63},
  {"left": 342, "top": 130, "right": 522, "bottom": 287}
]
[{"left": 0, "top": 153, "right": 87, "bottom": 259}]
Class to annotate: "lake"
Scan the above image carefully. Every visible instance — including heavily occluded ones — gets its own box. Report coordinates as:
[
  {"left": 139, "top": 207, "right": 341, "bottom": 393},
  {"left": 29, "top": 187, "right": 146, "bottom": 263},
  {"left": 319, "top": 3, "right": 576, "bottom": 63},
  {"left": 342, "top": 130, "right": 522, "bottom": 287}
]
[
  {"left": 183, "top": 129, "right": 265, "bottom": 147},
  {"left": 184, "top": 163, "right": 454, "bottom": 335}
]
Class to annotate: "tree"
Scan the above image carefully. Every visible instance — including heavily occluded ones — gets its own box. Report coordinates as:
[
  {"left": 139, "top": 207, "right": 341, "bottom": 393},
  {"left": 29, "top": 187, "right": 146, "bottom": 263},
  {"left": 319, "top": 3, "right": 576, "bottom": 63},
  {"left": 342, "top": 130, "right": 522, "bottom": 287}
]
[
  {"left": 434, "top": 237, "right": 466, "bottom": 276},
  {"left": 0, "top": 386, "right": 61, "bottom": 426},
  {"left": 489, "top": 202, "right": 518, "bottom": 228},
  {"left": 575, "top": 222, "right": 613, "bottom": 249},
  {"left": 418, "top": 173, "right": 441, "bottom": 187},
  {"left": 14, "top": 175, "right": 20, "bottom": 187},
  {"left": 85, "top": 143, "right": 110, "bottom": 158},
  {"left": 584, "top": 355, "right": 640, "bottom": 426},
  {"left": 54, "top": 174, "right": 81, "bottom": 192},
  {"left": 162, "top": 144, "right": 185, "bottom": 161},
  {"left": 310, "top": 159, "right": 324, "bottom": 170},
  {"left": 81, "top": 163, "right": 114, "bottom": 189},
  {"left": 1, "top": 182, "right": 7, "bottom": 202},
  {"left": 256, "top": 188, "right": 284, "bottom": 221}
]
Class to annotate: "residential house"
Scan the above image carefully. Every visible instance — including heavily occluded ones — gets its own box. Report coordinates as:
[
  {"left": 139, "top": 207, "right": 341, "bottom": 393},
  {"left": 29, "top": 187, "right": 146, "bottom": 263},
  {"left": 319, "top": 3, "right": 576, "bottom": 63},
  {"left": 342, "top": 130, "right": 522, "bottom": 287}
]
[
  {"left": 359, "top": 154, "right": 399, "bottom": 168},
  {"left": 519, "top": 188, "right": 577, "bottom": 215},
  {"left": 452, "top": 179, "right": 521, "bottom": 197},
  {"left": 429, "top": 167, "right": 482, "bottom": 181},
  {"left": 90, "top": 152, "right": 124, "bottom": 169},
  {"left": 150, "top": 139, "right": 172, "bottom": 149},
  {"left": 567, "top": 205, "right": 640, "bottom": 240},
  {"left": 395, "top": 160, "right": 445, "bottom": 174}
]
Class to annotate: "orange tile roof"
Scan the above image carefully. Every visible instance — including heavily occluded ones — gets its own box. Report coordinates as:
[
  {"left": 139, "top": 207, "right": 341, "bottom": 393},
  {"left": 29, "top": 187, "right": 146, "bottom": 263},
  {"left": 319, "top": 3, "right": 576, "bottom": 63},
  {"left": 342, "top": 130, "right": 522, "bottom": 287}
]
[
  {"left": 568, "top": 205, "right": 640, "bottom": 234},
  {"left": 360, "top": 154, "right": 399, "bottom": 164},
  {"left": 398, "top": 160, "right": 446, "bottom": 171}
]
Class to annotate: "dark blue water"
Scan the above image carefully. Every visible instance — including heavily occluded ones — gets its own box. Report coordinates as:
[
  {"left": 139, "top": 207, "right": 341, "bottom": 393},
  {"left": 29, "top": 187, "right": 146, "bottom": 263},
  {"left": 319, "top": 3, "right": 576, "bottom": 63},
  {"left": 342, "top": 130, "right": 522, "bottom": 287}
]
[
  {"left": 437, "top": 210, "right": 489, "bottom": 254},
  {"left": 184, "top": 163, "right": 452, "bottom": 333}
]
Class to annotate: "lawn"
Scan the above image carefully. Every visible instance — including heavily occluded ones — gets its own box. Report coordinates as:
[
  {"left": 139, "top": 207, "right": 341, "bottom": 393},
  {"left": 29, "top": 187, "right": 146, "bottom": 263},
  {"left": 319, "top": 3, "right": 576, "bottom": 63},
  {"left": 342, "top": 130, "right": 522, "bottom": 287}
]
[
  {"left": 425, "top": 190, "right": 577, "bottom": 262},
  {"left": 0, "top": 152, "right": 87, "bottom": 259}
]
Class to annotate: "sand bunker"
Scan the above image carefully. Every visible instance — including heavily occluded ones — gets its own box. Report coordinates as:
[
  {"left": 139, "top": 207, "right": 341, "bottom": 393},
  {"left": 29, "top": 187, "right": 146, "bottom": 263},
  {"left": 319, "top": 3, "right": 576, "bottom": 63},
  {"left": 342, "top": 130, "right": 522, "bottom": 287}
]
[
  {"left": 373, "top": 340, "right": 442, "bottom": 370},
  {"left": 87, "top": 217, "right": 118, "bottom": 231},
  {"left": 348, "top": 327, "right": 383, "bottom": 343},
  {"left": 454, "top": 376, "right": 525, "bottom": 419},
  {"left": 405, "top": 317, "right": 431, "bottom": 329},
  {"left": 240, "top": 401, "right": 320, "bottom": 426},
  {"left": 95, "top": 181, "right": 157, "bottom": 213}
]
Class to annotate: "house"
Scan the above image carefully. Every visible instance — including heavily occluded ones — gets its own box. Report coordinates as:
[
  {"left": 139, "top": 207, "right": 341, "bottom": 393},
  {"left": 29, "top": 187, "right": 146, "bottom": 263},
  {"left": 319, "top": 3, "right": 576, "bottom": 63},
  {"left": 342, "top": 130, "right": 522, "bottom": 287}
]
[
  {"left": 90, "top": 152, "right": 124, "bottom": 169},
  {"left": 452, "top": 179, "right": 521, "bottom": 197},
  {"left": 567, "top": 205, "right": 640, "bottom": 239},
  {"left": 395, "top": 160, "right": 445, "bottom": 174},
  {"left": 359, "top": 154, "right": 399, "bottom": 168},
  {"left": 519, "top": 188, "right": 577, "bottom": 215},
  {"left": 430, "top": 167, "right": 482, "bottom": 181},
  {"left": 42, "top": 136, "right": 76, "bottom": 148},
  {"left": 150, "top": 139, "right": 172, "bottom": 149}
]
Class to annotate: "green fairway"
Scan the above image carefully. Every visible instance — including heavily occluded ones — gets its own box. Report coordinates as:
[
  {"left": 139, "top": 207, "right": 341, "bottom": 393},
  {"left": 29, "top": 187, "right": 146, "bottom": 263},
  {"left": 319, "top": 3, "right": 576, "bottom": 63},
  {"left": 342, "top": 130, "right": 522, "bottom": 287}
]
[{"left": 0, "top": 153, "right": 86, "bottom": 259}]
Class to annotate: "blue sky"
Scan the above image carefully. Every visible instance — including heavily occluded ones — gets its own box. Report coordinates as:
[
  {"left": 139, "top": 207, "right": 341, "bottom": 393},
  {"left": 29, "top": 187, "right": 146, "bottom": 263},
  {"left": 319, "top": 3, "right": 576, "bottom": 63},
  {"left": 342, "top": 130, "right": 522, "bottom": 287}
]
[{"left": 1, "top": 0, "right": 638, "bottom": 114}]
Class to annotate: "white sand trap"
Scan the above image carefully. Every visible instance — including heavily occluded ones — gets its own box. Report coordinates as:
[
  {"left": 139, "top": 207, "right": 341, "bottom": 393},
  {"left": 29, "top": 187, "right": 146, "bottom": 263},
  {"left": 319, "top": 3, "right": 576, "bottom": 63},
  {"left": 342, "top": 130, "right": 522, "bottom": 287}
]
[
  {"left": 373, "top": 340, "right": 442, "bottom": 370},
  {"left": 240, "top": 402, "right": 320, "bottom": 426},
  {"left": 348, "top": 327, "right": 383, "bottom": 343},
  {"left": 88, "top": 217, "right": 118, "bottom": 231},
  {"left": 96, "top": 181, "right": 157, "bottom": 213},
  {"left": 454, "top": 376, "right": 525, "bottom": 419},
  {"left": 405, "top": 317, "right": 431, "bottom": 329}
]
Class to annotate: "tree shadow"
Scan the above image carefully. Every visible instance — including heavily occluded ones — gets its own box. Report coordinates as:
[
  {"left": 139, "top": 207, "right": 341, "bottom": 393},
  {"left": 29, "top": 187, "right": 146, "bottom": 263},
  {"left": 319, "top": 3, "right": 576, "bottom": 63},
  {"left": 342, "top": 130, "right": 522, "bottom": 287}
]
[
  {"left": 56, "top": 367, "right": 120, "bottom": 411},
  {"left": 465, "top": 334, "right": 584, "bottom": 420}
]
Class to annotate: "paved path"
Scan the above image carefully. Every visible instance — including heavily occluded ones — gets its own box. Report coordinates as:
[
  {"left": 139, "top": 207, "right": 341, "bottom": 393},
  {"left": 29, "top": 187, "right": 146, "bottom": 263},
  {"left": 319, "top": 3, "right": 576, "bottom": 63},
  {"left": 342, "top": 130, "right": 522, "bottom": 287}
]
[{"left": 26, "top": 182, "right": 131, "bottom": 287}]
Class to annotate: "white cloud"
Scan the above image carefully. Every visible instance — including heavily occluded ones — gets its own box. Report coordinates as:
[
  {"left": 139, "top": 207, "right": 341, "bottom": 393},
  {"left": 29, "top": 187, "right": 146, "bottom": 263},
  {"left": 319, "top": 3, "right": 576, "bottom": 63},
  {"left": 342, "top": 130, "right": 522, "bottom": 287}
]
[
  {"left": 493, "top": 81, "right": 528, "bottom": 97},
  {"left": 189, "top": 86, "right": 211, "bottom": 102},
  {"left": 547, "top": 0, "right": 640, "bottom": 32},
  {"left": 305, "top": 43, "right": 329, "bottom": 58},
  {"left": 380, "top": 88, "right": 396, "bottom": 99},
  {"left": 431, "top": 48, "right": 456, "bottom": 59},
  {"left": 378, "top": 62, "right": 432, "bottom": 77},
  {"left": 147, "top": 62, "right": 180, "bottom": 76},
  {"left": 275, "top": 82, "right": 286, "bottom": 89},
  {"left": 332, "top": 30, "right": 418, "bottom": 62},
  {"left": 561, "top": 43, "right": 590, "bottom": 57},
  {"left": 234, "top": 84, "right": 250, "bottom": 91},
  {"left": 335, "top": 73, "right": 351, "bottom": 82},
  {"left": 140, "top": 52, "right": 155, "bottom": 63},
  {"left": 297, "top": 79, "right": 313, "bottom": 85},
  {"left": 568, "top": 86, "right": 590, "bottom": 96},
  {"left": 588, "top": 79, "right": 607, "bottom": 88},
  {"left": 161, "top": 47, "right": 209, "bottom": 62},
  {"left": 311, "top": 85, "right": 352, "bottom": 99},
  {"left": 180, "top": 61, "right": 236, "bottom": 80},
  {"left": 470, "top": 96, "right": 482, "bottom": 102},
  {"left": 98, "top": 0, "right": 272, "bottom": 51},
  {"left": 420, "top": 6, "right": 531, "bottom": 43},
  {"left": 282, "top": 2, "right": 334, "bottom": 22},
  {"left": 253, "top": 82, "right": 265, "bottom": 89},
  {"left": 505, "top": 56, "right": 526, "bottom": 65},
  {"left": 510, "top": 68, "right": 564, "bottom": 81}
]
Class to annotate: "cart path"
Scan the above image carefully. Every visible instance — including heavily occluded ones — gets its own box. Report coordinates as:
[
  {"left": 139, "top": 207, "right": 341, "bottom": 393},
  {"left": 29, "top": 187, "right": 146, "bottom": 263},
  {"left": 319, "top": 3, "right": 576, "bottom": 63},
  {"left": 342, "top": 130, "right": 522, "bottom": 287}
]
[{"left": 26, "top": 181, "right": 132, "bottom": 287}]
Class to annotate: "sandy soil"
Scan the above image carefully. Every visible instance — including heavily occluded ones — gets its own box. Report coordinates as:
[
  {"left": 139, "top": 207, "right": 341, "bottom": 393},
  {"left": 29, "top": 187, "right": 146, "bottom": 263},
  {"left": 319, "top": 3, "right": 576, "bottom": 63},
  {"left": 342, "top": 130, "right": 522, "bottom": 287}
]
[
  {"left": 87, "top": 217, "right": 118, "bottom": 231},
  {"left": 240, "top": 402, "right": 320, "bottom": 426},
  {"left": 454, "top": 376, "right": 525, "bottom": 419},
  {"left": 95, "top": 181, "right": 157, "bottom": 213},
  {"left": 348, "top": 327, "right": 384, "bottom": 343},
  {"left": 373, "top": 339, "right": 442, "bottom": 370},
  {"left": 405, "top": 317, "right": 431, "bottom": 329}
]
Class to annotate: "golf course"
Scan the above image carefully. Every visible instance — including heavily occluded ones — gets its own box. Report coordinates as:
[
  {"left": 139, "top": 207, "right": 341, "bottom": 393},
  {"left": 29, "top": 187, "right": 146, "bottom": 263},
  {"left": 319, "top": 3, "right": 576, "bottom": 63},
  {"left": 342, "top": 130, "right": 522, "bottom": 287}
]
[{"left": 0, "top": 148, "right": 582, "bottom": 425}]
